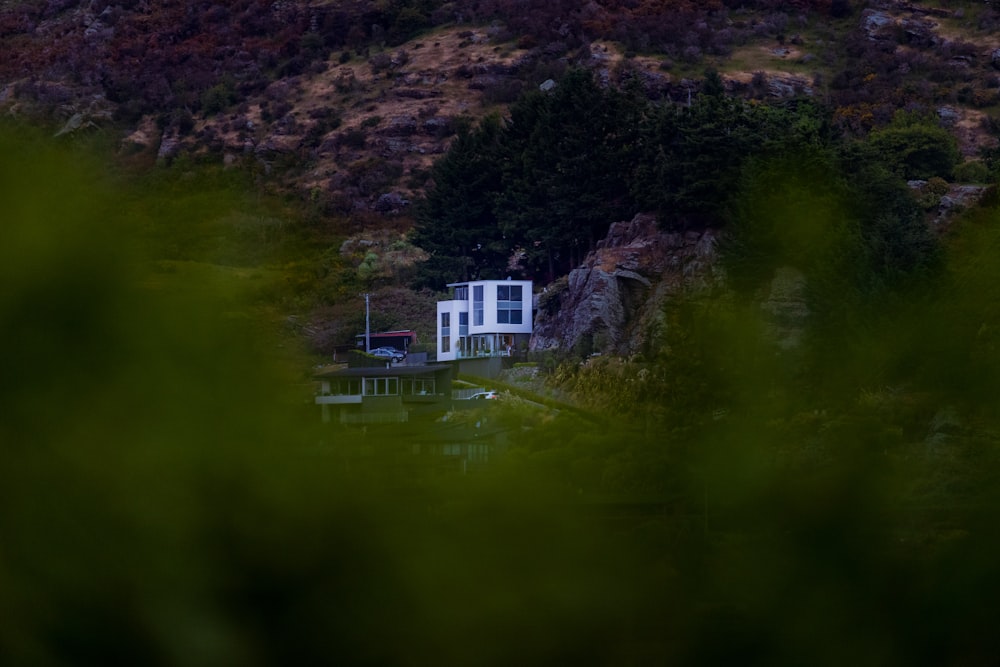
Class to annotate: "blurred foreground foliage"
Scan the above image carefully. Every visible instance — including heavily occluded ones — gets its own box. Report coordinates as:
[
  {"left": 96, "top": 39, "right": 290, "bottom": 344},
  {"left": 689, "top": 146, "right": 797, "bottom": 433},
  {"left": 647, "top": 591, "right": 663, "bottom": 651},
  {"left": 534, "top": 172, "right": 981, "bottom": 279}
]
[{"left": 4, "top": 126, "right": 1000, "bottom": 666}]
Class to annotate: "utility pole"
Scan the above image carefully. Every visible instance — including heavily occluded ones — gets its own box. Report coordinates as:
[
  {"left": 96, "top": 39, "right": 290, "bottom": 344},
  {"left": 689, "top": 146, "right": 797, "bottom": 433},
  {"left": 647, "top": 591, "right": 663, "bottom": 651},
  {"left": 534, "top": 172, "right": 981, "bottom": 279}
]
[{"left": 364, "top": 293, "right": 371, "bottom": 353}]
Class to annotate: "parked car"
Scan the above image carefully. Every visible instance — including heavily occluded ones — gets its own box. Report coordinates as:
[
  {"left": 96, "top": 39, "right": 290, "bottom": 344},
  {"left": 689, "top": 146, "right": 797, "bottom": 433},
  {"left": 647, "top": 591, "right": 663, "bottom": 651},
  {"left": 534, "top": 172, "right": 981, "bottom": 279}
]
[
  {"left": 469, "top": 391, "right": 499, "bottom": 400},
  {"left": 371, "top": 347, "right": 405, "bottom": 362}
]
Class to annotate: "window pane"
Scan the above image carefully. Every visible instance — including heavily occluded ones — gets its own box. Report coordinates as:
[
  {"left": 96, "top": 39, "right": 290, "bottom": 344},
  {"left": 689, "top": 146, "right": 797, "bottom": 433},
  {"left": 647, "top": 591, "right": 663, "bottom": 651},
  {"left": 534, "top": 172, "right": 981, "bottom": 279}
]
[
  {"left": 497, "top": 310, "right": 508, "bottom": 324},
  {"left": 511, "top": 285, "right": 522, "bottom": 301},
  {"left": 511, "top": 310, "right": 522, "bottom": 324}
]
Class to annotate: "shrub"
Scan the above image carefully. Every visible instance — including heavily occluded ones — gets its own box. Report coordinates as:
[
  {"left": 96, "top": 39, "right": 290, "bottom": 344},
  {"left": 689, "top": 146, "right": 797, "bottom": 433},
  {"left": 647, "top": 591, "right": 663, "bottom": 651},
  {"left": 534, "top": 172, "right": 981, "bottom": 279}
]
[
  {"left": 201, "top": 82, "right": 236, "bottom": 115},
  {"left": 339, "top": 128, "right": 367, "bottom": 149},
  {"left": 368, "top": 52, "right": 392, "bottom": 73},
  {"left": 954, "top": 160, "right": 991, "bottom": 184}
]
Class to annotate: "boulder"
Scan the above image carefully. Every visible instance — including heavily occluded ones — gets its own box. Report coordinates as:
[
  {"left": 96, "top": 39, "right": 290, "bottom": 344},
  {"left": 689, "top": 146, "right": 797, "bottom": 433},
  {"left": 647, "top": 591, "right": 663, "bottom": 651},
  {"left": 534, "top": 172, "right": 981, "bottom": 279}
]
[
  {"left": 531, "top": 213, "right": 724, "bottom": 355},
  {"left": 156, "top": 128, "right": 181, "bottom": 162},
  {"left": 380, "top": 115, "right": 418, "bottom": 136},
  {"left": 860, "top": 9, "right": 896, "bottom": 40},
  {"left": 373, "top": 191, "right": 410, "bottom": 213}
]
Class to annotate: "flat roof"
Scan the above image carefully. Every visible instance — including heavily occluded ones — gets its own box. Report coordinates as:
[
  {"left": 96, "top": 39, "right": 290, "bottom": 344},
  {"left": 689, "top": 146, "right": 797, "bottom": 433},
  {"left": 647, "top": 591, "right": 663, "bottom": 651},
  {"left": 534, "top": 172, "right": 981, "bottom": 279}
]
[
  {"left": 446, "top": 279, "right": 532, "bottom": 287},
  {"left": 314, "top": 363, "right": 451, "bottom": 379}
]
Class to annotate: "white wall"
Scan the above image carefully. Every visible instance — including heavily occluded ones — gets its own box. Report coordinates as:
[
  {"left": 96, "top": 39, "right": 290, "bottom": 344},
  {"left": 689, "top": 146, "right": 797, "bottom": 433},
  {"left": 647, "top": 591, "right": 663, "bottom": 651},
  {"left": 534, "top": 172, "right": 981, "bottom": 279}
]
[{"left": 436, "top": 299, "right": 466, "bottom": 361}]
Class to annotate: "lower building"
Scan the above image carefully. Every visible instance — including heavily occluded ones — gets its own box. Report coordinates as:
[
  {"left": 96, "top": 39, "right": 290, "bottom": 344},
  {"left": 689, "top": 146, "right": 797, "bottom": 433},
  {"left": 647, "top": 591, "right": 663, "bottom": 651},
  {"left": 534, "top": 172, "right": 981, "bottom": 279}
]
[{"left": 314, "top": 363, "right": 452, "bottom": 424}]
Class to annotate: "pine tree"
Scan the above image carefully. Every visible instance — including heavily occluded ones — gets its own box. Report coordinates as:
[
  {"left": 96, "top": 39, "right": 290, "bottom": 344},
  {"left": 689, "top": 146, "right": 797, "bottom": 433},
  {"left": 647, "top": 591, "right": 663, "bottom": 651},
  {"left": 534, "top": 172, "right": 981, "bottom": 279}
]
[{"left": 410, "top": 115, "right": 507, "bottom": 288}]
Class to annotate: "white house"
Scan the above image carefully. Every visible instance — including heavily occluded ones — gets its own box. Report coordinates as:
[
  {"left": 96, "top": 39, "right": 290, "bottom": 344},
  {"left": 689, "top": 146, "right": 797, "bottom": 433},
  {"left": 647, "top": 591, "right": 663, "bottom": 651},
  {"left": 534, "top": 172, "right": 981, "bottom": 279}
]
[{"left": 436, "top": 279, "right": 533, "bottom": 361}]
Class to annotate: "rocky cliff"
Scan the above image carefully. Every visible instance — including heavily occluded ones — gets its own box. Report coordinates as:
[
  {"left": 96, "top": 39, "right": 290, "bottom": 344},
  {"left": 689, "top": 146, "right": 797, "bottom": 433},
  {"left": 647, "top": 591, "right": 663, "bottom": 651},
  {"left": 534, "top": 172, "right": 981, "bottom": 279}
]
[{"left": 531, "top": 213, "right": 725, "bottom": 356}]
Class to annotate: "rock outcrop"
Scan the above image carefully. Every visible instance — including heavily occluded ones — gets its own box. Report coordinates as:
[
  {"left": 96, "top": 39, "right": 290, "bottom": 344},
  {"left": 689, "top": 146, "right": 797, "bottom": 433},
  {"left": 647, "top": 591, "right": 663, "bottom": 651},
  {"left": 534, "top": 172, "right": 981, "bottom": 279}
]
[{"left": 531, "top": 213, "right": 724, "bottom": 355}]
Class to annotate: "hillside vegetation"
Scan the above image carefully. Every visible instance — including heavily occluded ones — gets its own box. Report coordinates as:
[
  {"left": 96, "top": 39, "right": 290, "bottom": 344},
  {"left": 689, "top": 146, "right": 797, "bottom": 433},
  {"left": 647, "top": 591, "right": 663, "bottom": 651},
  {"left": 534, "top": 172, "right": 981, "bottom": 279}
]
[{"left": 6, "top": 2, "right": 1000, "bottom": 664}]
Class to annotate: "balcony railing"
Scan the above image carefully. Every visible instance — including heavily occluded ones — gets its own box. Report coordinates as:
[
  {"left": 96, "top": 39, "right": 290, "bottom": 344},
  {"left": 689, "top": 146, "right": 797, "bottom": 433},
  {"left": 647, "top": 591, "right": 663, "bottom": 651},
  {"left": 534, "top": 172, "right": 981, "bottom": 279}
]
[
  {"left": 454, "top": 349, "right": 513, "bottom": 359},
  {"left": 315, "top": 394, "right": 363, "bottom": 405}
]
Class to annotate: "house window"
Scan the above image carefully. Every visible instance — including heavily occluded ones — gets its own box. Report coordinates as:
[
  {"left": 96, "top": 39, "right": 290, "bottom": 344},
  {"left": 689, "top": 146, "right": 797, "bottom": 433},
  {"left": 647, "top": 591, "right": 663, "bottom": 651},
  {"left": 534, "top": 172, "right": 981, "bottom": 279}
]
[
  {"left": 337, "top": 378, "right": 362, "bottom": 395},
  {"left": 454, "top": 286, "right": 468, "bottom": 301},
  {"left": 363, "top": 377, "right": 399, "bottom": 396},
  {"left": 408, "top": 378, "right": 435, "bottom": 395},
  {"left": 496, "top": 284, "right": 523, "bottom": 324},
  {"left": 469, "top": 443, "right": 490, "bottom": 463},
  {"left": 473, "top": 285, "right": 484, "bottom": 326},
  {"left": 459, "top": 311, "right": 468, "bottom": 335},
  {"left": 441, "top": 312, "right": 450, "bottom": 352}
]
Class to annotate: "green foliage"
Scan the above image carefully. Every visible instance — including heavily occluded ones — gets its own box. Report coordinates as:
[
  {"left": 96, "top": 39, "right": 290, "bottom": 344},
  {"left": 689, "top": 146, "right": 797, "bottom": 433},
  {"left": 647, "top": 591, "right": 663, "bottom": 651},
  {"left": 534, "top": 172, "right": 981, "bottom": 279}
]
[
  {"left": 914, "top": 176, "right": 950, "bottom": 210},
  {"left": 413, "top": 68, "right": 644, "bottom": 284},
  {"left": 632, "top": 94, "right": 831, "bottom": 229},
  {"left": 8, "top": 123, "right": 1000, "bottom": 667},
  {"left": 494, "top": 68, "right": 641, "bottom": 279},
  {"left": 410, "top": 115, "right": 507, "bottom": 288},
  {"left": 720, "top": 149, "right": 847, "bottom": 292},
  {"left": 357, "top": 250, "right": 381, "bottom": 284},
  {"left": 866, "top": 111, "right": 960, "bottom": 181},
  {"left": 954, "top": 160, "right": 991, "bottom": 184},
  {"left": 200, "top": 77, "right": 237, "bottom": 115},
  {"left": 722, "top": 140, "right": 942, "bottom": 366}
]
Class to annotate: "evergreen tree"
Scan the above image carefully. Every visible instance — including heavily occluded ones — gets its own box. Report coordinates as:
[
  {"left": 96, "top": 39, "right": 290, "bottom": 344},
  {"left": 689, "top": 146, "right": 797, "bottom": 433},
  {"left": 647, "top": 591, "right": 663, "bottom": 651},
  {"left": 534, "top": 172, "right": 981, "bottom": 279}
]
[
  {"left": 410, "top": 116, "right": 507, "bottom": 288},
  {"left": 495, "top": 68, "right": 639, "bottom": 280},
  {"left": 631, "top": 79, "right": 826, "bottom": 230}
]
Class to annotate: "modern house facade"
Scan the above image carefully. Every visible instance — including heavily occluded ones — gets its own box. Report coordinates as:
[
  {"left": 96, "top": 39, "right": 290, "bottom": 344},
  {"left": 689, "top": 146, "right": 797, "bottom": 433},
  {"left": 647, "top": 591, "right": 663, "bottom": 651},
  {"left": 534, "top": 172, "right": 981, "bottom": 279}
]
[{"left": 436, "top": 279, "right": 533, "bottom": 362}]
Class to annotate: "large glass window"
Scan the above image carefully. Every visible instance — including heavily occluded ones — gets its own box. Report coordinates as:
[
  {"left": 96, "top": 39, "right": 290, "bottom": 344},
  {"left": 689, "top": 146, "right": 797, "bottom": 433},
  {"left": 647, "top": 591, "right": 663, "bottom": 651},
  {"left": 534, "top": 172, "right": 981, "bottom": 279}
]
[
  {"left": 363, "top": 377, "right": 398, "bottom": 395},
  {"left": 336, "top": 378, "right": 362, "bottom": 395},
  {"left": 496, "top": 284, "right": 523, "bottom": 324},
  {"left": 407, "top": 378, "right": 435, "bottom": 395},
  {"left": 473, "top": 285, "right": 484, "bottom": 326},
  {"left": 459, "top": 311, "right": 468, "bottom": 335},
  {"left": 454, "top": 286, "right": 468, "bottom": 301}
]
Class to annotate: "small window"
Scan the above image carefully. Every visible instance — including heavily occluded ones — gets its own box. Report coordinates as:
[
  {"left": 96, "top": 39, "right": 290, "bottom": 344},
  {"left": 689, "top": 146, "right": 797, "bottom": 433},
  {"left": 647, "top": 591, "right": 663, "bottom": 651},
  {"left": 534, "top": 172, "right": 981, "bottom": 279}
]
[{"left": 473, "top": 286, "right": 484, "bottom": 326}]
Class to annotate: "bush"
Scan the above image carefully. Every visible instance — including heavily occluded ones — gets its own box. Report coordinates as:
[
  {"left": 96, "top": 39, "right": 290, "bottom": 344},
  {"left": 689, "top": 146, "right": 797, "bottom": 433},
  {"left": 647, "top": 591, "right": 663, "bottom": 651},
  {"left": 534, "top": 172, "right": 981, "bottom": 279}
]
[
  {"left": 954, "top": 160, "right": 991, "bottom": 184},
  {"left": 868, "top": 112, "right": 960, "bottom": 180},
  {"left": 201, "top": 82, "right": 236, "bottom": 115},
  {"left": 339, "top": 128, "right": 367, "bottom": 149}
]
